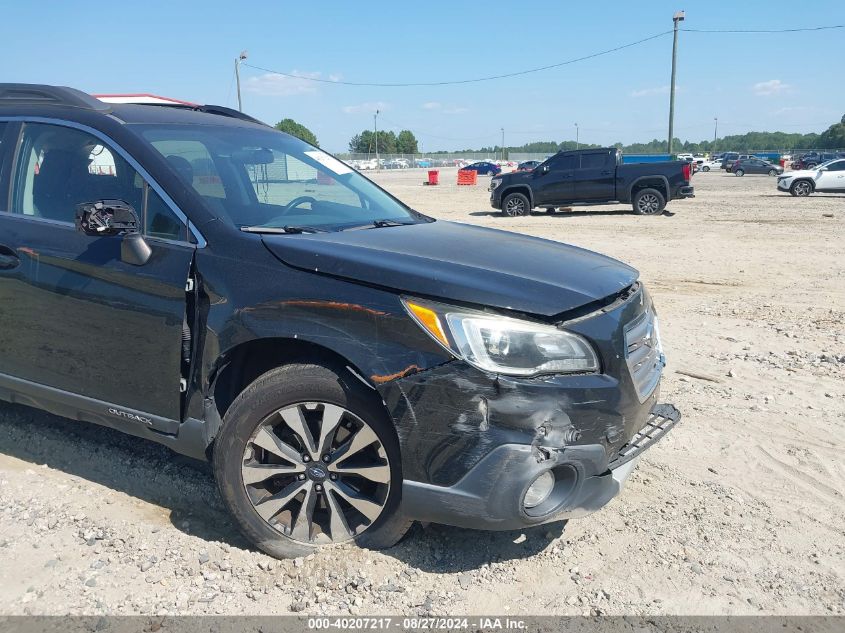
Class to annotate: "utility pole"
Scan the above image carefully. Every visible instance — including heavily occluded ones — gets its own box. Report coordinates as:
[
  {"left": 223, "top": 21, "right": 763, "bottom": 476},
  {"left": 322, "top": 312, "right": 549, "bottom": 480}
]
[
  {"left": 501, "top": 128, "right": 505, "bottom": 161},
  {"left": 575, "top": 123, "right": 579, "bottom": 149},
  {"left": 235, "top": 50, "right": 248, "bottom": 112},
  {"left": 374, "top": 110, "right": 380, "bottom": 171},
  {"left": 713, "top": 116, "right": 718, "bottom": 150},
  {"left": 667, "top": 11, "right": 684, "bottom": 156}
]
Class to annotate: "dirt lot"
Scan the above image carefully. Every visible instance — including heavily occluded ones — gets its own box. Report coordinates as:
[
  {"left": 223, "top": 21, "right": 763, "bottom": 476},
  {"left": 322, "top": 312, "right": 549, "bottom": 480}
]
[{"left": 1, "top": 168, "right": 843, "bottom": 616}]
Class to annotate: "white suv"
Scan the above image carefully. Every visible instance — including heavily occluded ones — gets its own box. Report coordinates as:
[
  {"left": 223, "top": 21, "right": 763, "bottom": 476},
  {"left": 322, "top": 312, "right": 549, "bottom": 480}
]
[{"left": 777, "top": 158, "right": 845, "bottom": 197}]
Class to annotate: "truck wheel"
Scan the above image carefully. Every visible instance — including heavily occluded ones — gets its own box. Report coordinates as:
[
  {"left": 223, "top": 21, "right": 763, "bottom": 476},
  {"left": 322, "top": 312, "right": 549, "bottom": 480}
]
[
  {"left": 212, "top": 363, "right": 411, "bottom": 559},
  {"left": 502, "top": 192, "right": 530, "bottom": 217},
  {"left": 702, "top": 166, "right": 710, "bottom": 172},
  {"left": 632, "top": 188, "right": 666, "bottom": 215},
  {"left": 734, "top": 169, "right": 745, "bottom": 177},
  {"left": 790, "top": 180, "right": 813, "bottom": 197}
]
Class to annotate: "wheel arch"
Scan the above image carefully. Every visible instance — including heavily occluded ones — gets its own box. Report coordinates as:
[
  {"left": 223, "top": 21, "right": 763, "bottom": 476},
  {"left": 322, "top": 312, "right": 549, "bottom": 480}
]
[
  {"left": 209, "top": 337, "right": 379, "bottom": 427},
  {"left": 628, "top": 176, "right": 669, "bottom": 202},
  {"left": 501, "top": 185, "right": 533, "bottom": 207}
]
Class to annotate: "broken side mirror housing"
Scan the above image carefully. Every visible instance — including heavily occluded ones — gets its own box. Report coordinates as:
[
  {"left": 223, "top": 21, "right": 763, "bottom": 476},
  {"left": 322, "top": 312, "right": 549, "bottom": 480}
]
[{"left": 75, "top": 200, "right": 152, "bottom": 266}]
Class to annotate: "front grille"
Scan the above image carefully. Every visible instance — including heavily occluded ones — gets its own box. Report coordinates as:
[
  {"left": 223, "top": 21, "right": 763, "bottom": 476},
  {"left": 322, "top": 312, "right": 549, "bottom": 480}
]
[
  {"left": 624, "top": 309, "right": 665, "bottom": 403},
  {"left": 608, "top": 403, "right": 680, "bottom": 470}
]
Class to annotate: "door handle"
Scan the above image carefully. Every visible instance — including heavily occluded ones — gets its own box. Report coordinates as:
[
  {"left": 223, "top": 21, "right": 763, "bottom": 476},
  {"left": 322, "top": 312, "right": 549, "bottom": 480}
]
[{"left": 0, "top": 245, "right": 20, "bottom": 270}]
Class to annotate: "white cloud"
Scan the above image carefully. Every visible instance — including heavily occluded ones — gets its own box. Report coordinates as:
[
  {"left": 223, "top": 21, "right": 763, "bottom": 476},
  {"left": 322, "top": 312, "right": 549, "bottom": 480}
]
[
  {"left": 342, "top": 101, "right": 390, "bottom": 114},
  {"left": 244, "top": 71, "right": 321, "bottom": 96},
  {"left": 421, "top": 101, "right": 467, "bottom": 114},
  {"left": 328, "top": 74, "right": 342, "bottom": 83},
  {"left": 753, "top": 79, "right": 790, "bottom": 96},
  {"left": 630, "top": 85, "right": 670, "bottom": 97}
]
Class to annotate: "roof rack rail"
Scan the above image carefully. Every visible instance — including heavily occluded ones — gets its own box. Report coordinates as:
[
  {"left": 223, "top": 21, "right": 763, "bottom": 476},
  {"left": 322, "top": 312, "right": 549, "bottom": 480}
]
[
  {"left": 0, "top": 83, "right": 111, "bottom": 112},
  {"left": 193, "top": 104, "right": 268, "bottom": 127}
]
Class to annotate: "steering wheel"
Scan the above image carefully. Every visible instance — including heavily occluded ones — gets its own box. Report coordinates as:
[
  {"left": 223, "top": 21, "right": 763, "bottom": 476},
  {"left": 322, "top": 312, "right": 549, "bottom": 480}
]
[{"left": 281, "top": 196, "right": 317, "bottom": 214}]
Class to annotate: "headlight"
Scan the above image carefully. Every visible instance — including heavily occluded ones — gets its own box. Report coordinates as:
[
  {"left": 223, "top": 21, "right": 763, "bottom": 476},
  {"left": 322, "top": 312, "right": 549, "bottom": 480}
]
[
  {"left": 489, "top": 178, "right": 502, "bottom": 190},
  {"left": 403, "top": 299, "right": 599, "bottom": 376}
]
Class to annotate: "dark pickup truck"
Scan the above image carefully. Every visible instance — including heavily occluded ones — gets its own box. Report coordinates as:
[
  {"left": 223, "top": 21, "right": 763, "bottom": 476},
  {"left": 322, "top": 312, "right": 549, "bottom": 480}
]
[{"left": 490, "top": 148, "right": 694, "bottom": 216}]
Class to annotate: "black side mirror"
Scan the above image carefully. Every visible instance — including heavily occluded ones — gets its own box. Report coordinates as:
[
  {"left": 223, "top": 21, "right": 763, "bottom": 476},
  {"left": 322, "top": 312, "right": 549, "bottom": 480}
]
[{"left": 75, "top": 200, "right": 152, "bottom": 266}]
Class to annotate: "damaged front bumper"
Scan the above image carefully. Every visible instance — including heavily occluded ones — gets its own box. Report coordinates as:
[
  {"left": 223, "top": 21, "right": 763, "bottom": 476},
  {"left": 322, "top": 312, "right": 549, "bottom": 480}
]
[
  {"left": 399, "top": 403, "right": 680, "bottom": 530},
  {"left": 379, "top": 281, "right": 680, "bottom": 530}
]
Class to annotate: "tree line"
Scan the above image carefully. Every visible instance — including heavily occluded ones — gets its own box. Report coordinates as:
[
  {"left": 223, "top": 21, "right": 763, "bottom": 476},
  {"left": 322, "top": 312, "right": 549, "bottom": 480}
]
[
  {"left": 273, "top": 115, "right": 844, "bottom": 155},
  {"left": 347, "top": 130, "right": 419, "bottom": 154},
  {"left": 271, "top": 120, "right": 421, "bottom": 155},
  {"left": 439, "top": 115, "right": 845, "bottom": 155}
]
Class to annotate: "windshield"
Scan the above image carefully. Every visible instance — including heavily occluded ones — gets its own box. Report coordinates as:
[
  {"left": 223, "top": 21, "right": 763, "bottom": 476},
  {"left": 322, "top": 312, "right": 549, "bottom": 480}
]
[{"left": 134, "top": 124, "right": 423, "bottom": 231}]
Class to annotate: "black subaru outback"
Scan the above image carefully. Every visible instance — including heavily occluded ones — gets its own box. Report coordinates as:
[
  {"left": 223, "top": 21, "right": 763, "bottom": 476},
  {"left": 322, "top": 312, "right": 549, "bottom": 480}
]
[{"left": 0, "top": 84, "right": 680, "bottom": 558}]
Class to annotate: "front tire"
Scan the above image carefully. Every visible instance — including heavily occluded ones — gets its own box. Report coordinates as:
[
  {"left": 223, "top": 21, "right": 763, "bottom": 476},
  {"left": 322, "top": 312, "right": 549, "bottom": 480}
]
[
  {"left": 502, "top": 192, "right": 531, "bottom": 217},
  {"left": 632, "top": 188, "right": 666, "bottom": 215},
  {"left": 735, "top": 169, "right": 745, "bottom": 177},
  {"left": 768, "top": 169, "right": 778, "bottom": 176},
  {"left": 702, "top": 166, "right": 710, "bottom": 172},
  {"left": 213, "top": 363, "right": 411, "bottom": 559},
  {"left": 790, "top": 180, "right": 813, "bottom": 197}
]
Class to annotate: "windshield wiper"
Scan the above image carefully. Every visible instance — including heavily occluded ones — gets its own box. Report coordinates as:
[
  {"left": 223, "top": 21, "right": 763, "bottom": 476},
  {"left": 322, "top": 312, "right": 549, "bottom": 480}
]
[
  {"left": 373, "top": 219, "right": 414, "bottom": 228},
  {"left": 240, "top": 225, "right": 328, "bottom": 234},
  {"left": 344, "top": 219, "right": 417, "bottom": 231}
]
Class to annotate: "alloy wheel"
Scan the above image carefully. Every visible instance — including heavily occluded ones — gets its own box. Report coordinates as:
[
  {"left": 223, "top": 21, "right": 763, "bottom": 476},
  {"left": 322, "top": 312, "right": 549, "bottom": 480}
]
[
  {"left": 505, "top": 197, "right": 526, "bottom": 216},
  {"left": 637, "top": 193, "right": 661, "bottom": 214},
  {"left": 793, "top": 181, "right": 812, "bottom": 197},
  {"left": 241, "top": 402, "right": 391, "bottom": 544}
]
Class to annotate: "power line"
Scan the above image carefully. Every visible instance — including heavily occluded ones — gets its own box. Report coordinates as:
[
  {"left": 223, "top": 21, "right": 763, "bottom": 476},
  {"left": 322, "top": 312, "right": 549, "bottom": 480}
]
[
  {"left": 682, "top": 25, "right": 843, "bottom": 33},
  {"left": 241, "top": 24, "right": 841, "bottom": 89},
  {"left": 242, "top": 31, "right": 672, "bottom": 87}
]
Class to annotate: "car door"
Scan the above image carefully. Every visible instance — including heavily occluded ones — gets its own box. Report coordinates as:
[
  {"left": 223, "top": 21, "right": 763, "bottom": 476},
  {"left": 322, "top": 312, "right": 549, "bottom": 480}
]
[
  {"left": 814, "top": 159, "right": 845, "bottom": 191},
  {"left": 574, "top": 151, "right": 616, "bottom": 200},
  {"left": 532, "top": 153, "right": 576, "bottom": 206},
  {"left": 0, "top": 120, "right": 196, "bottom": 424}
]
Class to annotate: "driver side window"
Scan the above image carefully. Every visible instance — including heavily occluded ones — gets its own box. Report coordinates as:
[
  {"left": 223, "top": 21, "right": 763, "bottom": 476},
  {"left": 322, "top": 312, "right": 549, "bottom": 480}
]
[
  {"left": 11, "top": 122, "right": 187, "bottom": 241},
  {"left": 549, "top": 154, "right": 576, "bottom": 170}
]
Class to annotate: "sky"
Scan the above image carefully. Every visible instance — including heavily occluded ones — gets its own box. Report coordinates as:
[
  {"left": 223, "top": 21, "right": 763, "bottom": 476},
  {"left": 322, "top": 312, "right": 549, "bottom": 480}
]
[{"left": 2, "top": 1, "right": 843, "bottom": 152}]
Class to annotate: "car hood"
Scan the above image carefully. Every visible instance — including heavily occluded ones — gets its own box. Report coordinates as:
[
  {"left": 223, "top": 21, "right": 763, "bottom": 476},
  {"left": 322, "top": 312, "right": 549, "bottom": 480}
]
[
  {"left": 262, "top": 221, "right": 638, "bottom": 317},
  {"left": 782, "top": 169, "right": 817, "bottom": 177}
]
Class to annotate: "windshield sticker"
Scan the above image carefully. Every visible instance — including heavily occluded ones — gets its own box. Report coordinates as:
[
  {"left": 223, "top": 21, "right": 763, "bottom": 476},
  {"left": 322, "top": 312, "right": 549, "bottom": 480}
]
[{"left": 305, "top": 151, "right": 352, "bottom": 175}]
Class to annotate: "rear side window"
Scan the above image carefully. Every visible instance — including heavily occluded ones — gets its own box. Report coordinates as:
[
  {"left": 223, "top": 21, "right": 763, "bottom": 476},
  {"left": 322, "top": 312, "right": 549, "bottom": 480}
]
[{"left": 827, "top": 160, "right": 845, "bottom": 172}]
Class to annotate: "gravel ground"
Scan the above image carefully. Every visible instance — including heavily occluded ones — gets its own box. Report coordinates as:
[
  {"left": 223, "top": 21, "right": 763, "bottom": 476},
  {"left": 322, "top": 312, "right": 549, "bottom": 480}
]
[{"left": 1, "top": 168, "right": 843, "bottom": 616}]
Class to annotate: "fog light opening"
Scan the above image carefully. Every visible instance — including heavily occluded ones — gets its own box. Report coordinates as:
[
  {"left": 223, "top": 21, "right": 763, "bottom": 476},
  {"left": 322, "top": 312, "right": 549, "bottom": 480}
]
[
  {"left": 523, "top": 471, "right": 555, "bottom": 509},
  {"left": 523, "top": 463, "right": 581, "bottom": 518}
]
